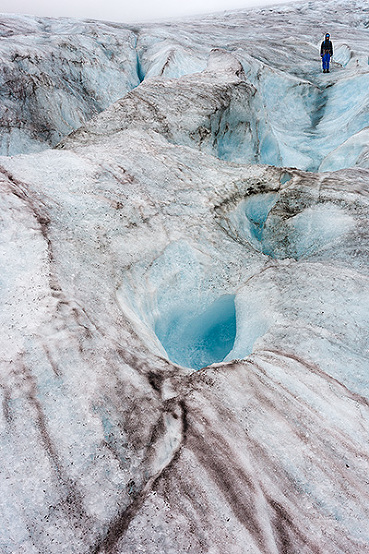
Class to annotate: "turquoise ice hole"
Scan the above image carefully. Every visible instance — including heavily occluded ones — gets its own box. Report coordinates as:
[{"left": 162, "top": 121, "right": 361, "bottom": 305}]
[{"left": 155, "top": 294, "right": 237, "bottom": 370}]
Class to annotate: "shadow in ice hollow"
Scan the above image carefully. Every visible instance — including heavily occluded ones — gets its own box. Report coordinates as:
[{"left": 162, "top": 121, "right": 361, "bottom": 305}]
[
  {"left": 155, "top": 294, "right": 236, "bottom": 370},
  {"left": 220, "top": 191, "right": 355, "bottom": 260},
  {"left": 221, "top": 192, "right": 279, "bottom": 255}
]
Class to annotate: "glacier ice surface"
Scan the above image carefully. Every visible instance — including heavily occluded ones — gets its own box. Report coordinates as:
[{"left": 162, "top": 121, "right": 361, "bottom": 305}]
[{"left": 1, "top": 1, "right": 369, "bottom": 553}]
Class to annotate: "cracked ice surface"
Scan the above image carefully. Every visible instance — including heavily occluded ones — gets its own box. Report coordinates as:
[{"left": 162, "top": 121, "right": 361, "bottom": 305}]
[{"left": 1, "top": 1, "right": 369, "bottom": 553}]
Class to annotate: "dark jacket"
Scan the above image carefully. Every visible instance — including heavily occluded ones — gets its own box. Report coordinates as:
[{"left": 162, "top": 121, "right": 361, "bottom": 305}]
[{"left": 321, "top": 39, "right": 333, "bottom": 56}]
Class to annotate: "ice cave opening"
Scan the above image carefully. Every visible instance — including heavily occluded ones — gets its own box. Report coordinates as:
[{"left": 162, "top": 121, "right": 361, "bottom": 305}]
[{"left": 155, "top": 294, "right": 237, "bottom": 370}]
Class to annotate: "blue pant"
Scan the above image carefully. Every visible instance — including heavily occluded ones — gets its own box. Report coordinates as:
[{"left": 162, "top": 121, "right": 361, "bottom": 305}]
[{"left": 322, "top": 53, "right": 330, "bottom": 71}]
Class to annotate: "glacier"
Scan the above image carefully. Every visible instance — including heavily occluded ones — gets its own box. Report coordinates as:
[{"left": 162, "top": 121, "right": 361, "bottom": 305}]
[{"left": 1, "top": 0, "right": 369, "bottom": 552}]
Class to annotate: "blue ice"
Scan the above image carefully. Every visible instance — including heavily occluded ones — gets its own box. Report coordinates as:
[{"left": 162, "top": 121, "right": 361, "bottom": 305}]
[
  {"left": 244, "top": 193, "right": 279, "bottom": 243},
  {"left": 155, "top": 294, "right": 236, "bottom": 370}
]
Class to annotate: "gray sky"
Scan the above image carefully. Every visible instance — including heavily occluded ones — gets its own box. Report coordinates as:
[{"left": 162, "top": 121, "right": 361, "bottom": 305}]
[{"left": 0, "top": 0, "right": 293, "bottom": 24}]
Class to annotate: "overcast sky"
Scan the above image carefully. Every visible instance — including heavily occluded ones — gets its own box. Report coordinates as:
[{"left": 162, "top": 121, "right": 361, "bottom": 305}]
[{"left": 0, "top": 0, "right": 293, "bottom": 24}]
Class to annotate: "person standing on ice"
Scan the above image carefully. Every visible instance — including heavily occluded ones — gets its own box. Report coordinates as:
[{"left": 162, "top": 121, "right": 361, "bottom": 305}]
[{"left": 321, "top": 33, "right": 333, "bottom": 73}]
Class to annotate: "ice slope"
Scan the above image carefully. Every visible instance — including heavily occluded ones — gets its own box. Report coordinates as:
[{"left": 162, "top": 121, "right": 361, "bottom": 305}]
[
  {"left": 0, "top": 15, "right": 142, "bottom": 155},
  {"left": 1, "top": 1, "right": 369, "bottom": 553}
]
